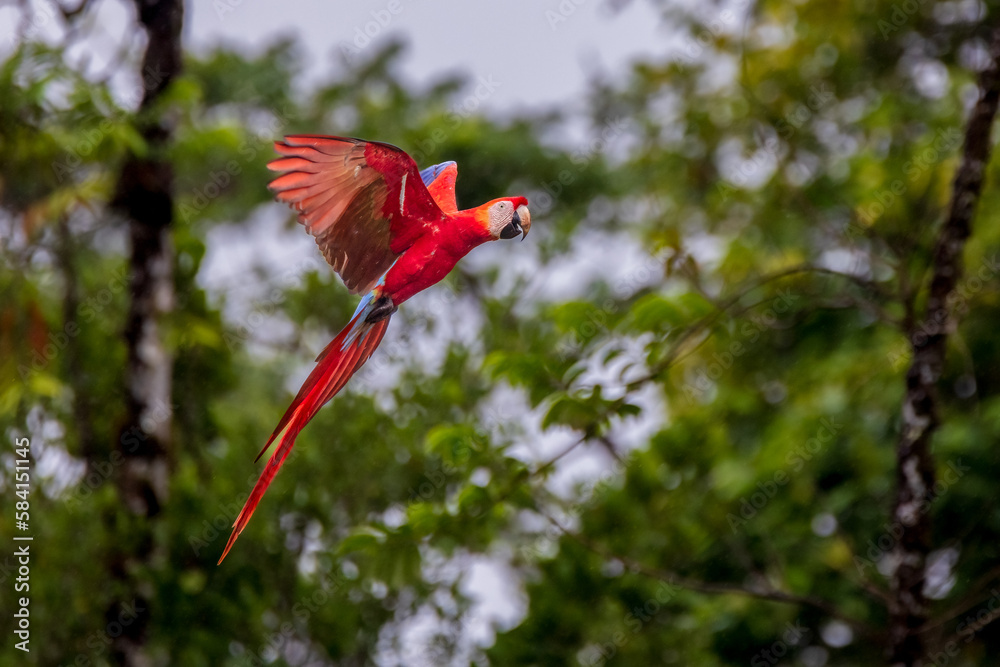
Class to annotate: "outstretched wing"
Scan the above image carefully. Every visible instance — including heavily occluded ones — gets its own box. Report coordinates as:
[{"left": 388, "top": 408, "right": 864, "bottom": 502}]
[
  {"left": 419, "top": 161, "right": 459, "bottom": 214},
  {"left": 268, "top": 135, "right": 447, "bottom": 294}
]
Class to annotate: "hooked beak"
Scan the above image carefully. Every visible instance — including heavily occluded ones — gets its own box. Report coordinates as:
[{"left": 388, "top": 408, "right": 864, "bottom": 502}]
[
  {"left": 498, "top": 204, "right": 532, "bottom": 241},
  {"left": 516, "top": 205, "right": 530, "bottom": 240},
  {"left": 499, "top": 219, "right": 520, "bottom": 239}
]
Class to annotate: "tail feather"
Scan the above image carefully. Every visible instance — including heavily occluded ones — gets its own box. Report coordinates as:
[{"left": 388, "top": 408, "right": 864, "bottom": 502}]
[
  {"left": 254, "top": 335, "right": 361, "bottom": 463},
  {"left": 218, "top": 309, "right": 390, "bottom": 565}
]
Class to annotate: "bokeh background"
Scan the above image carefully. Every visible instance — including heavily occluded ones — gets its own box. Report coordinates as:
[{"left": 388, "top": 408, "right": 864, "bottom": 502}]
[{"left": 3, "top": 1, "right": 1000, "bottom": 665}]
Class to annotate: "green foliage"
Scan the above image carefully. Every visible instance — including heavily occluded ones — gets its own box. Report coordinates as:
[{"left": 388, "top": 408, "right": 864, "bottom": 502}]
[{"left": 4, "top": 1, "right": 1000, "bottom": 665}]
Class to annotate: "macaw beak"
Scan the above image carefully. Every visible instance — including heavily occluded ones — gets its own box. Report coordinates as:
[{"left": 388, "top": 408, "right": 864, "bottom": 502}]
[
  {"left": 498, "top": 205, "right": 531, "bottom": 240},
  {"left": 515, "top": 205, "right": 530, "bottom": 240}
]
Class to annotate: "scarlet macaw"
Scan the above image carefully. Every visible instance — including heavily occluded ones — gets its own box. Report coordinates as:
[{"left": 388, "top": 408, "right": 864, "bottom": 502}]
[{"left": 218, "top": 135, "right": 530, "bottom": 563}]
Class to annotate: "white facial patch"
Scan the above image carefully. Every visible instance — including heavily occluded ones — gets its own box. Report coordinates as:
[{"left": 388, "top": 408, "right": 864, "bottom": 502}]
[{"left": 488, "top": 201, "right": 514, "bottom": 238}]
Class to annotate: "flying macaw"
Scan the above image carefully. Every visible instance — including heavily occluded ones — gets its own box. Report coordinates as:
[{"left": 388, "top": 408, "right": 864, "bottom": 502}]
[{"left": 218, "top": 135, "right": 530, "bottom": 563}]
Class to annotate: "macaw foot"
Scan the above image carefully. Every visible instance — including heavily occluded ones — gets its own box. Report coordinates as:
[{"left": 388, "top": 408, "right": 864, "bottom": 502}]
[{"left": 365, "top": 295, "right": 397, "bottom": 323}]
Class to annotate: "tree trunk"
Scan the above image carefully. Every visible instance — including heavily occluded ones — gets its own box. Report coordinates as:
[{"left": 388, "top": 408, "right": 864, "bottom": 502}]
[
  {"left": 888, "top": 25, "right": 1000, "bottom": 667},
  {"left": 107, "top": 1, "right": 183, "bottom": 665}
]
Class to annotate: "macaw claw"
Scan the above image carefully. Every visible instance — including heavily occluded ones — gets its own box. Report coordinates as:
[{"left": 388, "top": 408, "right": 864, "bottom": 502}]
[{"left": 365, "top": 295, "right": 397, "bottom": 323}]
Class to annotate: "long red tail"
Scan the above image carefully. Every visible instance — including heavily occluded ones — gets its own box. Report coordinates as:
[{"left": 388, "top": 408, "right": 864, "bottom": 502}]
[{"left": 218, "top": 310, "right": 390, "bottom": 564}]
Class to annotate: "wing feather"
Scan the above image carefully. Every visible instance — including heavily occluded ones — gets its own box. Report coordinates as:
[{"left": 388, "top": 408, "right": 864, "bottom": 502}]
[
  {"left": 420, "top": 161, "right": 459, "bottom": 214},
  {"left": 268, "top": 135, "right": 445, "bottom": 294}
]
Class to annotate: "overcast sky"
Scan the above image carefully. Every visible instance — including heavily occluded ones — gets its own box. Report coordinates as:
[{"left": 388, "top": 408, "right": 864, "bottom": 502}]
[
  {"left": 185, "top": 0, "right": 671, "bottom": 115},
  {"left": 0, "top": 0, "right": 676, "bottom": 116}
]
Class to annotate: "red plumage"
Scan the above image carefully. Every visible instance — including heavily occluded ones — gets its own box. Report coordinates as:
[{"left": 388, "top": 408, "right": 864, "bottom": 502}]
[
  {"left": 218, "top": 135, "right": 530, "bottom": 563},
  {"left": 218, "top": 311, "right": 389, "bottom": 564}
]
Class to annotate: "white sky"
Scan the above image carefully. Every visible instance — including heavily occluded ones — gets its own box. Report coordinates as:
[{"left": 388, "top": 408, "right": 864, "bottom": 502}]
[{"left": 186, "top": 0, "right": 669, "bottom": 115}]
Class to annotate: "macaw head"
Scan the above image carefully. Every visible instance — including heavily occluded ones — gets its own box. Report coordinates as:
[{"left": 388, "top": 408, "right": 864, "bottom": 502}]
[{"left": 480, "top": 196, "right": 531, "bottom": 241}]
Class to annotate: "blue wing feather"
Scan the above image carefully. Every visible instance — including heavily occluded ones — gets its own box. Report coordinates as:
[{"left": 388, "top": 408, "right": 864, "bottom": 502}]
[{"left": 419, "top": 161, "right": 457, "bottom": 187}]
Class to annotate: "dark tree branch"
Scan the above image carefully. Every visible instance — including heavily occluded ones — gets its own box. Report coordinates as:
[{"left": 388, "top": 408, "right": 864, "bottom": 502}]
[
  {"left": 532, "top": 435, "right": 588, "bottom": 476},
  {"left": 111, "top": 0, "right": 182, "bottom": 522},
  {"left": 887, "top": 24, "right": 1000, "bottom": 667},
  {"left": 920, "top": 560, "right": 1000, "bottom": 637},
  {"left": 106, "top": 1, "right": 183, "bottom": 666},
  {"left": 541, "top": 510, "right": 880, "bottom": 639},
  {"left": 624, "top": 262, "right": 890, "bottom": 391}
]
